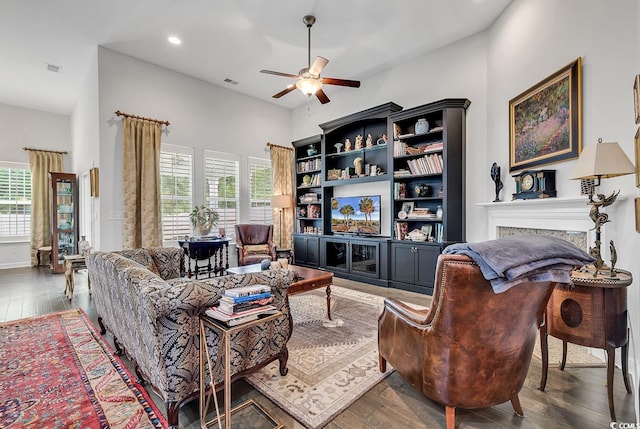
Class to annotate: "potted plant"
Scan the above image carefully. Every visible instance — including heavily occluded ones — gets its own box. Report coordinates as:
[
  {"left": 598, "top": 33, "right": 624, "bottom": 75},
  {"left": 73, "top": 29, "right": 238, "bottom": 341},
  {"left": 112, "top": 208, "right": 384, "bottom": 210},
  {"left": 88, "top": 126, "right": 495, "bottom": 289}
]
[{"left": 189, "top": 205, "right": 219, "bottom": 237}]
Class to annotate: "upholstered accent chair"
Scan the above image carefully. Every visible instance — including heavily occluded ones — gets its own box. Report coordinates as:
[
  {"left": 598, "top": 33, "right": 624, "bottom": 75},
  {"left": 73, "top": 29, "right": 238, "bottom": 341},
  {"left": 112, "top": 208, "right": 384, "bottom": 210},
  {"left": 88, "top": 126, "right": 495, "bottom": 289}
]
[
  {"left": 235, "top": 224, "right": 277, "bottom": 266},
  {"left": 378, "top": 254, "right": 557, "bottom": 429}
]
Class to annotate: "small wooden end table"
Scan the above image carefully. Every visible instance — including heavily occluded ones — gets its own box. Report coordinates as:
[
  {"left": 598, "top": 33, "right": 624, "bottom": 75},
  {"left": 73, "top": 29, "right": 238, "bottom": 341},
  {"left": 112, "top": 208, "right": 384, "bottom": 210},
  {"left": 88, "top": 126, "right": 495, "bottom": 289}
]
[
  {"left": 199, "top": 312, "right": 283, "bottom": 429},
  {"left": 539, "top": 267, "right": 632, "bottom": 421},
  {"left": 63, "top": 254, "right": 90, "bottom": 300}
]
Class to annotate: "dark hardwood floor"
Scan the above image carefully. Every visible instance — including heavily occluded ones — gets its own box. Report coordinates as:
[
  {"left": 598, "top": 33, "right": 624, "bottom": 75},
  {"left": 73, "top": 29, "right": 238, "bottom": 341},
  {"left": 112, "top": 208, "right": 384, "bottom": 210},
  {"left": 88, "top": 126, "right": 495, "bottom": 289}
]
[{"left": 0, "top": 266, "right": 635, "bottom": 428}]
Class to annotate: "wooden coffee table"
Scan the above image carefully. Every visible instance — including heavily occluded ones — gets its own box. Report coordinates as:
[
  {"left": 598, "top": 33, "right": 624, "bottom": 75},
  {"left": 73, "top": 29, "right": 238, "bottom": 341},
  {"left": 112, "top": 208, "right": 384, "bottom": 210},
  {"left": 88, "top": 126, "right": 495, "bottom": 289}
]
[{"left": 226, "top": 264, "right": 334, "bottom": 320}]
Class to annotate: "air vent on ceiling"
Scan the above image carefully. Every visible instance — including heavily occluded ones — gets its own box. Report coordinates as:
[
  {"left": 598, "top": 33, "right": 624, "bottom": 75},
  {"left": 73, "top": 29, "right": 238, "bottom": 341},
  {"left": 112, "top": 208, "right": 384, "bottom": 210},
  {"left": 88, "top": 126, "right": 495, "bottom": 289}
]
[
  {"left": 224, "top": 78, "right": 238, "bottom": 85},
  {"left": 46, "top": 63, "right": 61, "bottom": 73}
]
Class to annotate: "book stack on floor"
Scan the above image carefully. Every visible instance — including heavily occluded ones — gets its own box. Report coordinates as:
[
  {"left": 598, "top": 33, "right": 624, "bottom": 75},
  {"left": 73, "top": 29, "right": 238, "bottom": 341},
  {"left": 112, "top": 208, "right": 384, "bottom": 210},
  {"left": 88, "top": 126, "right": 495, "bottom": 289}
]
[{"left": 205, "top": 284, "right": 277, "bottom": 326}]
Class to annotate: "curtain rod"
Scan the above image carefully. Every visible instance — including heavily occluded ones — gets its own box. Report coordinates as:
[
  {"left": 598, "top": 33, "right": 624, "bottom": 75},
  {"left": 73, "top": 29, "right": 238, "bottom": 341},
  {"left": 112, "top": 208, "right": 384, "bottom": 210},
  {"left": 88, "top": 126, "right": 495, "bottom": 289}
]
[
  {"left": 23, "top": 147, "right": 68, "bottom": 155},
  {"left": 266, "top": 142, "right": 293, "bottom": 151},
  {"left": 115, "top": 110, "right": 170, "bottom": 126}
]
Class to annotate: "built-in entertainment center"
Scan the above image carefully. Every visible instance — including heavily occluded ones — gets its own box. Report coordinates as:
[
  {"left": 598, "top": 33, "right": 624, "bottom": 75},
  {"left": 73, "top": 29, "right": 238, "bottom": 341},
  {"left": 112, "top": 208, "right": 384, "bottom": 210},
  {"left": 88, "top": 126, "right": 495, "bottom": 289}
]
[{"left": 292, "top": 98, "right": 470, "bottom": 294}]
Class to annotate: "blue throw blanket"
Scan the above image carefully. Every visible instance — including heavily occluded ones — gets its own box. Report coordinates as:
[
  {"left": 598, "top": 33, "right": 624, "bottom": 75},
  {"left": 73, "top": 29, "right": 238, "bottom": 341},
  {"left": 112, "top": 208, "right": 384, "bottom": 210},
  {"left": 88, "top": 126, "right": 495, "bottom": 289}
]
[{"left": 443, "top": 235, "right": 595, "bottom": 293}]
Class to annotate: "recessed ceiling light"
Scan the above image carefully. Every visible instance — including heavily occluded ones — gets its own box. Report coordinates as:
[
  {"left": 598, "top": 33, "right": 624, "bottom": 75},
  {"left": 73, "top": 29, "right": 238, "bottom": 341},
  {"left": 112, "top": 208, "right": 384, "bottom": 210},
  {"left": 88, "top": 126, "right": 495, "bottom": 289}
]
[{"left": 168, "top": 36, "right": 182, "bottom": 45}]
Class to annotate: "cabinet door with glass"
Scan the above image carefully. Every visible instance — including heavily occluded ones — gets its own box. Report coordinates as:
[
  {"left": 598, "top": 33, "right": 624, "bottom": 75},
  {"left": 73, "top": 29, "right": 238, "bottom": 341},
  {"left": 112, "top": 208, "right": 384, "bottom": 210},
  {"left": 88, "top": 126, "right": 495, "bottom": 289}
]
[{"left": 49, "top": 172, "right": 78, "bottom": 273}]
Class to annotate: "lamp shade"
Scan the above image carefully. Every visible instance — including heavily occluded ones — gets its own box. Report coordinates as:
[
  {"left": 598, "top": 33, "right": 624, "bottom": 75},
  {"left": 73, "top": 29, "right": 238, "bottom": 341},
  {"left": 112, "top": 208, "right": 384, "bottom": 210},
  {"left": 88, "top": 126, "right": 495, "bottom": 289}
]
[
  {"left": 570, "top": 140, "right": 635, "bottom": 180},
  {"left": 271, "top": 194, "right": 292, "bottom": 209}
]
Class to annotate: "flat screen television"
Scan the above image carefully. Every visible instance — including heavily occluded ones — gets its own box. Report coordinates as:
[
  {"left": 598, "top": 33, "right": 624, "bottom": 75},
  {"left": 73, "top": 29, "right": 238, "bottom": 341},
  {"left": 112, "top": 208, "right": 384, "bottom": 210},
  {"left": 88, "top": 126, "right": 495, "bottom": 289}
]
[{"left": 330, "top": 195, "right": 381, "bottom": 235}]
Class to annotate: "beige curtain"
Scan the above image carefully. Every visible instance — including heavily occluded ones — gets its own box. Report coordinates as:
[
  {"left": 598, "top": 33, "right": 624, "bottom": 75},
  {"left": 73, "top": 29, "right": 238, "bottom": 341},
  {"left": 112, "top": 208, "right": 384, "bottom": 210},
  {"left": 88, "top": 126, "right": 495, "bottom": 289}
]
[
  {"left": 28, "top": 150, "right": 64, "bottom": 266},
  {"left": 122, "top": 117, "right": 163, "bottom": 248},
  {"left": 270, "top": 144, "right": 295, "bottom": 249}
]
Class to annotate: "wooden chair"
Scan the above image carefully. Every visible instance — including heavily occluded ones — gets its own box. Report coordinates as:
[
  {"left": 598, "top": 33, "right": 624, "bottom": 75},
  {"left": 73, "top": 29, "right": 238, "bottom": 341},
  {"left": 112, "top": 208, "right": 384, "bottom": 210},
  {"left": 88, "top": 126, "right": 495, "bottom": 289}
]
[{"left": 378, "top": 254, "right": 556, "bottom": 429}]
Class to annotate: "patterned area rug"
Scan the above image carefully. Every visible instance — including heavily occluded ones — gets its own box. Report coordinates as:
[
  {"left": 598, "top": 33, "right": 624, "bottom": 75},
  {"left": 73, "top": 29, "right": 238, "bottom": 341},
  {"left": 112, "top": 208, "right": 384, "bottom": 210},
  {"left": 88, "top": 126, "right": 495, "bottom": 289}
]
[
  {"left": 0, "top": 309, "right": 167, "bottom": 428},
  {"left": 246, "top": 286, "right": 393, "bottom": 429}
]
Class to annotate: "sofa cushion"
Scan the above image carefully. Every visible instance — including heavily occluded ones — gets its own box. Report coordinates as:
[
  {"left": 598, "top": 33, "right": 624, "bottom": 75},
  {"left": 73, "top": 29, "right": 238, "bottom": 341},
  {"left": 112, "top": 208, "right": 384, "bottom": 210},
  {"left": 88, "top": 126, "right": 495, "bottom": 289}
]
[{"left": 115, "top": 248, "right": 161, "bottom": 276}]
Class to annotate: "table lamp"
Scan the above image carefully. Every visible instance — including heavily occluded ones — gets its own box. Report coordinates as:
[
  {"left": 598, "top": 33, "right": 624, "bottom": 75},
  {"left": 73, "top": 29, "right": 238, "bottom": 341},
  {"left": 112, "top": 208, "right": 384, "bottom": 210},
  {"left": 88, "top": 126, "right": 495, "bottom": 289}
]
[
  {"left": 271, "top": 194, "right": 292, "bottom": 248},
  {"left": 570, "top": 138, "right": 634, "bottom": 276}
]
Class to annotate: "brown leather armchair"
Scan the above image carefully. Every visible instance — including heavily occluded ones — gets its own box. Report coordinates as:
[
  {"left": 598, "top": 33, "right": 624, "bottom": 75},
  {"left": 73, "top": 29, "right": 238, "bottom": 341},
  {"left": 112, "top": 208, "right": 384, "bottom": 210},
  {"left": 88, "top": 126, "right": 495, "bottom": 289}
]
[
  {"left": 378, "top": 254, "right": 556, "bottom": 429},
  {"left": 235, "top": 224, "right": 277, "bottom": 266}
]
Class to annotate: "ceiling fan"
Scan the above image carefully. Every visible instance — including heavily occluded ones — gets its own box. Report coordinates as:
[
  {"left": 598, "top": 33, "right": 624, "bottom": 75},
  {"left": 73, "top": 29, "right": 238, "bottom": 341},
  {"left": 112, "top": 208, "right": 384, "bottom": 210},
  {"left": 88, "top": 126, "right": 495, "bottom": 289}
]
[{"left": 260, "top": 15, "right": 360, "bottom": 104}]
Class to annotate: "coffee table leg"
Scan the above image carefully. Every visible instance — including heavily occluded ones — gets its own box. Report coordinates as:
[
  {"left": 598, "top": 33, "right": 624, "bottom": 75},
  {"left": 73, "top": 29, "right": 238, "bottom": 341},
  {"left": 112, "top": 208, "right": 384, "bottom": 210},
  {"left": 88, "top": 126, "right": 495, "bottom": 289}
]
[{"left": 325, "top": 285, "right": 332, "bottom": 320}]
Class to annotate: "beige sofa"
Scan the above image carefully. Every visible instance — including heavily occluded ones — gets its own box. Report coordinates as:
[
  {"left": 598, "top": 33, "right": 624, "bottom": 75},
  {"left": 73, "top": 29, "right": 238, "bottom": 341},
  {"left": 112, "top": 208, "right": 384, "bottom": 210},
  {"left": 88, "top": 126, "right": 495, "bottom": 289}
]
[{"left": 86, "top": 247, "right": 294, "bottom": 428}]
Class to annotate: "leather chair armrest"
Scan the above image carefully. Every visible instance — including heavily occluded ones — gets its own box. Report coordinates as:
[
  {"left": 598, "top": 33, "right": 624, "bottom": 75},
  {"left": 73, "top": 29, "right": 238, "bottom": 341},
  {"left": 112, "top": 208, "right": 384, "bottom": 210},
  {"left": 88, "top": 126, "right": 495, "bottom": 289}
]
[{"left": 383, "top": 298, "right": 430, "bottom": 325}]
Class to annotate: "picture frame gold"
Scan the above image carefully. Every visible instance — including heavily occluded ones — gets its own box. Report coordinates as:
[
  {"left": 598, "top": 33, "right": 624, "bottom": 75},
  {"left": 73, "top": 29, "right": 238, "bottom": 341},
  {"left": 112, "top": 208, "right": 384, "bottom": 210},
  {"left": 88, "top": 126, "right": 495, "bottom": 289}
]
[
  {"left": 90, "top": 167, "right": 99, "bottom": 197},
  {"left": 509, "top": 58, "right": 582, "bottom": 172},
  {"left": 634, "top": 75, "right": 640, "bottom": 125},
  {"left": 635, "top": 127, "right": 640, "bottom": 187}
]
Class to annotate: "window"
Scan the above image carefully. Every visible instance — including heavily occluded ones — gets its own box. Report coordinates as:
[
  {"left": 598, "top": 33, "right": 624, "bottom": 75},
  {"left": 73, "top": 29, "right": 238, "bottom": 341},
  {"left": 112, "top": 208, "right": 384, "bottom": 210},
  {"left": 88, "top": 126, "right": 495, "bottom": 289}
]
[
  {"left": 248, "top": 157, "right": 273, "bottom": 224},
  {"left": 204, "top": 151, "right": 240, "bottom": 239},
  {"left": 0, "top": 162, "right": 31, "bottom": 240},
  {"left": 160, "top": 145, "right": 193, "bottom": 240}
]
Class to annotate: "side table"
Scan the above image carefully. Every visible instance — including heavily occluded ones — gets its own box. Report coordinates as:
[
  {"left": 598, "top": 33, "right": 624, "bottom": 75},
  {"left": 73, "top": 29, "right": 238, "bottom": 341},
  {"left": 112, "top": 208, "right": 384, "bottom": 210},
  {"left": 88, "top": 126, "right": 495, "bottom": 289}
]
[
  {"left": 275, "top": 248, "right": 292, "bottom": 264},
  {"left": 539, "top": 267, "right": 632, "bottom": 421},
  {"left": 199, "top": 312, "right": 283, "bottom": 429},
  {"left": 63, "top": 254, "right": 90, "bottom": 300}
]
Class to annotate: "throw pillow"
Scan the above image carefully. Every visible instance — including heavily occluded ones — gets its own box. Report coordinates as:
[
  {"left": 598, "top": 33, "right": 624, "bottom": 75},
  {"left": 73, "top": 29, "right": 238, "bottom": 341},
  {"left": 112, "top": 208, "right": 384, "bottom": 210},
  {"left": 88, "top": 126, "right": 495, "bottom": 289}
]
[{"left": 244, "top": 244, "right": 270, "bottom": 255}]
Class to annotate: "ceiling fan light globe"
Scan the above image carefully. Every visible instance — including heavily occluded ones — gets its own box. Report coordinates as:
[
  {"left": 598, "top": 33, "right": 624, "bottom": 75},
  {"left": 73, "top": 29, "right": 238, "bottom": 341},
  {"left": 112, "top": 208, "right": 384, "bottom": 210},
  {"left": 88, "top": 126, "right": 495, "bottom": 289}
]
[{"left": 296, "top": 78, "right": 322, "bottom": 96}]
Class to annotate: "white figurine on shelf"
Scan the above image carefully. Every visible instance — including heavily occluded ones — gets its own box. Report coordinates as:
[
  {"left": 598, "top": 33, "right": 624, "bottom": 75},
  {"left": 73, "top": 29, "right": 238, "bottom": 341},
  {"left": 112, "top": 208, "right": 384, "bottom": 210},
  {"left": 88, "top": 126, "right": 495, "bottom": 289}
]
[
  {"left": 354, "top": 134, "right": 363, "bottom": 150},
  {"left": 344, "top": 138, "right": 352, "bottom": 152},
  {"left": 354, "top": 157, "right": 363, "bottom": 176},
  {"left": 366, "top": 134, "right": 373, "bottom": 148}
]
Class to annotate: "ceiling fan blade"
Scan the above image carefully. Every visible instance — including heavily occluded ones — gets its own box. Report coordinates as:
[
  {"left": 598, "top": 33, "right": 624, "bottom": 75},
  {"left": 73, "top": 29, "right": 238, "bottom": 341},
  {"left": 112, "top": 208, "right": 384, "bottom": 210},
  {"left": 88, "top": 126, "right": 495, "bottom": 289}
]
[
  {"left": 261, "top": 70, "right": 299, "bottom": 79},
  {"left": 273, "top": 85, "right": 297, "bottom": 98},
  {"left": 316, "top": 88, "right": 330, "bottom": 104},
  {"left": 322, "top": 77, "right": 361, "bottom": 88},
  {"left": 309, "top": 56, "right": 329, "bottom": 76}
]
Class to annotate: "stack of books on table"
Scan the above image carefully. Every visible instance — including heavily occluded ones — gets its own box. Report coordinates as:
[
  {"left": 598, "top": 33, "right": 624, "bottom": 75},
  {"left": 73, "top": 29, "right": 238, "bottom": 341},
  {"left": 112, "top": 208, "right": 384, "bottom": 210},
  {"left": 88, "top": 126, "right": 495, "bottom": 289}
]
[{"left": 205, "top": 284, "right": 277, "bottom": 326}]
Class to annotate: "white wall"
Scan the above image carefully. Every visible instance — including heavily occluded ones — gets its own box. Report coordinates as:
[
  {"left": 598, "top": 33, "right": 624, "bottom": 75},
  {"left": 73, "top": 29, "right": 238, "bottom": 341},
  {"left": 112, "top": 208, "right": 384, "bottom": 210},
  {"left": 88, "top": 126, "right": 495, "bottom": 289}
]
[
  {"left": 0, "top": 103, "right": 71, "bottom": 268},
  {"left": 71, "top": 48, "right": 100, "bottom": 249},
  {"left": 488, "top": 0, "right": 639, "bottom": 408},
  {"left": 96, "top": 47, "right": 292, "bottom": 251}
]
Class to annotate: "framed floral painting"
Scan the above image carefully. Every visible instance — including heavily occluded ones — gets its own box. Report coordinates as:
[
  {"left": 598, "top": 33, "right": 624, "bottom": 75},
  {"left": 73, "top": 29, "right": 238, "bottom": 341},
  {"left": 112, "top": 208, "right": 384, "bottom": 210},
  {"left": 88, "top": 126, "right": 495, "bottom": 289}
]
[{"left": 509, "top": 58, "right": 582, "bottom": 172}]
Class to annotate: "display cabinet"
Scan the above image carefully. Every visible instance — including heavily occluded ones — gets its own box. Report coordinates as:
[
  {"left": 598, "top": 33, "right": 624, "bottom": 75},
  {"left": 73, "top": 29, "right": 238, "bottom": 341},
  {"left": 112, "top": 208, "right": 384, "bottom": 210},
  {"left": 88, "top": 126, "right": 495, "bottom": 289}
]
[
  {"left": 49, "top": 172, "right": 78, "bottom": 273},
  {"left": 293, "top": 135, "right": 323, "bottom": 235},
  {"left": 319, "top": 102, "right": 402, "bottom": 189},
  {"left": 319, "top": 236, "right": 389, "bottom": 286},
  {"left": 389, "top": 99, "right": 469, "bottom": 244},
  {"left": 390, "top": 241, "right": 443, "bottom": 294},
  {"left": 293, "top": 234, "right": 320, "bottom": 267}
]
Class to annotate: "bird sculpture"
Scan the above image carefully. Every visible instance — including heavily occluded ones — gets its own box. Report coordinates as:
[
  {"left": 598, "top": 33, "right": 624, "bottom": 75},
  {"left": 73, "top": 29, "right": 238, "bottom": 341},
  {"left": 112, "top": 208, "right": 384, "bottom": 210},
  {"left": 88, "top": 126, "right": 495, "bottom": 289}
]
[{"left": 588, "top": 190, "right": 619, "bottom": 231}]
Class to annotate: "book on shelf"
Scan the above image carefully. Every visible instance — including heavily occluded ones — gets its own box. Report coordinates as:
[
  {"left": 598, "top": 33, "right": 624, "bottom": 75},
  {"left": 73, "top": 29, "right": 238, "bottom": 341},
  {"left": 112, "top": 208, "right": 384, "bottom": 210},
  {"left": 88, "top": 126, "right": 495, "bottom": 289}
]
[{"left": 224, "top": 284, "right": 271, "bottom": 297}]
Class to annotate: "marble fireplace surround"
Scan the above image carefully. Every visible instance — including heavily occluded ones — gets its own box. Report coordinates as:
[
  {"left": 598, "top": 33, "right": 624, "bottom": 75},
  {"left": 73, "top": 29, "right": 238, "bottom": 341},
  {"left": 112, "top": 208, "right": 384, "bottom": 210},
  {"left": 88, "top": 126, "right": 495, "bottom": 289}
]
[{"left": 478, "top": 196, "right": 602, "bottom": 252}]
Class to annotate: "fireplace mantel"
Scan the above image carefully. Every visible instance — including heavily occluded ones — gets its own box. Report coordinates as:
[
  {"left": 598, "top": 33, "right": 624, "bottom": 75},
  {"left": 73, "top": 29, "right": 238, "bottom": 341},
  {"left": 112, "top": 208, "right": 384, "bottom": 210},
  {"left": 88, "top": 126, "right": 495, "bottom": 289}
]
[{"left": 478, "top": 197, "right": 596, "bottom": 246}]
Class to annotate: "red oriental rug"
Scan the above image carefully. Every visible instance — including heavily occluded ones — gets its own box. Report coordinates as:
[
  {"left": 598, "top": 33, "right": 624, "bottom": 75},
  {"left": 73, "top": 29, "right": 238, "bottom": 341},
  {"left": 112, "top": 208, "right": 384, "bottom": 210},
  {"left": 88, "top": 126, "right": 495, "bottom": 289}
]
[{"left": 0, "top": 309, "right": 167, "bottom": 428}]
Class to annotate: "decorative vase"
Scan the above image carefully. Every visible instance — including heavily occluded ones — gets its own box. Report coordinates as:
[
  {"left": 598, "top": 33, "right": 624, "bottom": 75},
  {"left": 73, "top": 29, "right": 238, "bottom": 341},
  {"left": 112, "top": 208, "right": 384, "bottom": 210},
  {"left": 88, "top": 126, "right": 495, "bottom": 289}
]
[
  {"left": 307, "top": 144, "right": 318, "bottom": 156},
  {"left": 415, "top": 118, "right": 429, "bottom": 135},
  {"left": 79, "top": 236, "right": 90, "bottom": 256}
]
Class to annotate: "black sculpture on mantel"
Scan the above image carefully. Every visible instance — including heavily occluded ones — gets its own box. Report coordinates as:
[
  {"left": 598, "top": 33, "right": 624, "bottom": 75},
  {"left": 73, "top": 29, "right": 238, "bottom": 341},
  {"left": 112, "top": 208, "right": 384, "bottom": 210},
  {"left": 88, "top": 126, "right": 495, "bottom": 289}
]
[{"left": 491, "top": 162, "right": 504, "bottom": 202}]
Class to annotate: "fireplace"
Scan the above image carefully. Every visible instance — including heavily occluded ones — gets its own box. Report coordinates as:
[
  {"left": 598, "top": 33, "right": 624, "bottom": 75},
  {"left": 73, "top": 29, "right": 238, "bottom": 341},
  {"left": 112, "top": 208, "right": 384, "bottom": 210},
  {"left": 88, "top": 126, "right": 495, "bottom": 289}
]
[{"left": 479, "top": 196, "right": 598, "bottom": 252}]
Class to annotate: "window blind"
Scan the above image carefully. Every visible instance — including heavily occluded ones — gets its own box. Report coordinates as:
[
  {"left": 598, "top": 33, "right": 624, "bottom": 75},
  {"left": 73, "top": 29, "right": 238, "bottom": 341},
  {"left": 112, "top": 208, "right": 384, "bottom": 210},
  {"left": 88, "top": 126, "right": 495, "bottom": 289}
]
[
  {"left": 160, "top": 146, "right": 193, "bottom": 240},
  {"left": 248, "top": 157, "right": 273, "bottom": 224},
  {"left": 0, "top": 162, "right": 31, "bottom": 239},
  {"left": 204, "top": 151, "right": 240, "bottom": 239}
]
